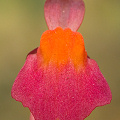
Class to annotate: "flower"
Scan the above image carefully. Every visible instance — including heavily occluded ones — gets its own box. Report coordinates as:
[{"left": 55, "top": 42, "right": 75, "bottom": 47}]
[
  {"left": 11, "top": 0, "right": 112, "bottom": 120},
  {"left": 30, "top": 113, "right": 35, "bottom": 120}
]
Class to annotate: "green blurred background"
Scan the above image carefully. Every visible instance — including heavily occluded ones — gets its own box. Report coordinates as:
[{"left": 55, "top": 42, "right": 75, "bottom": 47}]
[{"left": 0, "top": 0, "right": 120, "bottom": 119}]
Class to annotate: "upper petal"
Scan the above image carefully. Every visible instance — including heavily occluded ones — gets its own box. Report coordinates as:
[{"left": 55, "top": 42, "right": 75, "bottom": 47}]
[{"left": 44, "top": 0, "right": 85, "bottom": 31}]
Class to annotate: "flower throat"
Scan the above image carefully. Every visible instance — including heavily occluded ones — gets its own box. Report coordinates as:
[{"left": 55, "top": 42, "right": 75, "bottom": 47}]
[{"left": 37, "top": 27, "right": 87, "bottom": 70}]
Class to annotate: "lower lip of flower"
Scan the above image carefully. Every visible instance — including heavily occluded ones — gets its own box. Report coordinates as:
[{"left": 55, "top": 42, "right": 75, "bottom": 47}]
[{"left": 37, "top": 27, "right": 87, "bottom": 71}]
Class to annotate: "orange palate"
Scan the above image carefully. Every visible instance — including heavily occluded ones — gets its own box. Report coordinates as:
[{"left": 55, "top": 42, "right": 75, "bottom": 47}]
[{"left": 37, "top": 27, "right": 87, "bottom": 70}]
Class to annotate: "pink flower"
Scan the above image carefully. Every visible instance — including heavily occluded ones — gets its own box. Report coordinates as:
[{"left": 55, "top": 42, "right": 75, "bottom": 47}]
[{"left": 11, "top": 0, "right": 112, "bottom": 120}]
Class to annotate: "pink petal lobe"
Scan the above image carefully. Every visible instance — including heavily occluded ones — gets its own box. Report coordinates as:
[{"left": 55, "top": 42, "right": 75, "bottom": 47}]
[
  {"left": 30, "top": 113, "right": 35, "bottom": 120},
  {"left": 44, "top": 0, "right": 85, "bottom": 31},
  {"left": 11, "top": 51, "right": 112, "bottom": 120}
]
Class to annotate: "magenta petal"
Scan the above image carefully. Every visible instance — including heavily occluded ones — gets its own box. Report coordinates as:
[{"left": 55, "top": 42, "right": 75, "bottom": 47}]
[
  {"left": 27, "top": 47, "right": 38, "bottom": 56},
  {"left": 30, "top": 113, "right": 35, "bottom": 120},
  {"left": 44, "top": 0, "right": 85, "bottom": 31},
  {"left": 11, "top": 53, "right": 112, "bottom": 120}
]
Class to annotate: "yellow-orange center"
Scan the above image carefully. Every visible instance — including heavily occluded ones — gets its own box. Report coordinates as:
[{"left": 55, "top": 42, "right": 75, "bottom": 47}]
[{"left": 37, "top": 27, "right": 87, "bottom": 69}]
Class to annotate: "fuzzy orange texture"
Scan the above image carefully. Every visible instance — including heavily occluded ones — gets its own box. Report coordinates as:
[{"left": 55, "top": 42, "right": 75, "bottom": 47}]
[{"left": 37, "top": 27, "right": 87, "bottom": 70}]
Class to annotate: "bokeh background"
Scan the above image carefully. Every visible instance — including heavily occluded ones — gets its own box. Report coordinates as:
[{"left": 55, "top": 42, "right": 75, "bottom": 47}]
[{"left": 0, "top": 0, "right": 120, "bottom": 120}]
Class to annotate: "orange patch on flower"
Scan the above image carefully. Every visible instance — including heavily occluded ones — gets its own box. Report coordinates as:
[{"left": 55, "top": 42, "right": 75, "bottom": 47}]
[{"left": 37, "top": 27, "right": 87, "bottom": 70}]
